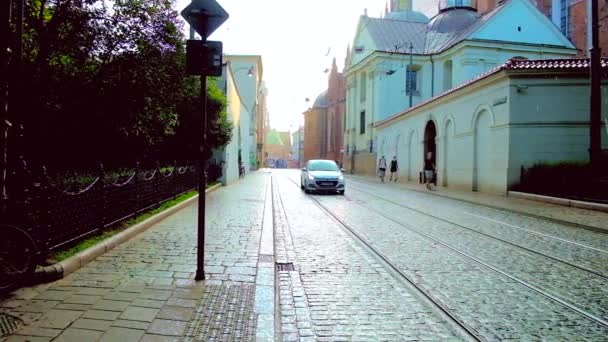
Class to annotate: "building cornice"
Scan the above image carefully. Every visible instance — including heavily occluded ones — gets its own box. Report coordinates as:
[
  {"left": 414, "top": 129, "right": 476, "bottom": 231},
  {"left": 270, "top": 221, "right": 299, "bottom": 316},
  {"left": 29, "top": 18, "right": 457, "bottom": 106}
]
[{"left": 375, "top": 57, "right": 608, "bottom": 129}]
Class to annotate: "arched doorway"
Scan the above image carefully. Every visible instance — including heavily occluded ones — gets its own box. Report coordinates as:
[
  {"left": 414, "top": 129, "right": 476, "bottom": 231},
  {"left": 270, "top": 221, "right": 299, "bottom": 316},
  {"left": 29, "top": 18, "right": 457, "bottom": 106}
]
[
  {"left": 473, "top": 111, "right": 491, "bottom": 191},
  {"left": 424, "top": 121, "right": 437, "bottom": 181}
]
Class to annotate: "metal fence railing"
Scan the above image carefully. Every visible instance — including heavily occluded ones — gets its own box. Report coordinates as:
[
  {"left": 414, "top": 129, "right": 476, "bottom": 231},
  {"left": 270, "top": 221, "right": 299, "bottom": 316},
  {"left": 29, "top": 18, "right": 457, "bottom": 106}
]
[{"left": 11, "top": 162, "right": 198, "bottom": 254}]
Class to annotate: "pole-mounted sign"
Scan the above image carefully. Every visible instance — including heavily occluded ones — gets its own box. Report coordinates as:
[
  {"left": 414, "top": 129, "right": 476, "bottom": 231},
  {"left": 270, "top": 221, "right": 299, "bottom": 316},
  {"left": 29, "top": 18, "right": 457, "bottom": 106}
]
[
  {"left": 181, "top": 0, "right": 229, "bottom": 39},
  {"left": 181, "top": 0, "right": 228, "bottom": 281}
]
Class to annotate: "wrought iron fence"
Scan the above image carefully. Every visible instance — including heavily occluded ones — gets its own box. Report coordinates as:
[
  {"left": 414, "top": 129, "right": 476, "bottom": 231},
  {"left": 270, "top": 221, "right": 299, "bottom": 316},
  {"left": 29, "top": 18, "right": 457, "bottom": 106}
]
[
  {"left": 10, "top": 162, "right": 197, "bottom": 255},
  {"left": 0, "top": 124, "right": 224, "bottom": 293}
]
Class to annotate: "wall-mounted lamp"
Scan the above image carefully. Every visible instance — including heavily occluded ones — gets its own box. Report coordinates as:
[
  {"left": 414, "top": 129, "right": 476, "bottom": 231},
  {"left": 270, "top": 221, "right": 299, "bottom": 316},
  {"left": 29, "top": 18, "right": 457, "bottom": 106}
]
[
  {"left": 233, "top": 66, "right": 255, "bottom": 77},
  {"left": 515, "top": 85, "right": 528, "bottom": 93}
]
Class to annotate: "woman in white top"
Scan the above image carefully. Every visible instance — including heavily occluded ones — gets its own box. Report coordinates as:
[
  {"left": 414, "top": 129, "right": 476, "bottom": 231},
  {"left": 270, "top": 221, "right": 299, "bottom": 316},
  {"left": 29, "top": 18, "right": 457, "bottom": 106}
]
[{"left": 378, "top": 156, "right": 387, "bottom": 183}]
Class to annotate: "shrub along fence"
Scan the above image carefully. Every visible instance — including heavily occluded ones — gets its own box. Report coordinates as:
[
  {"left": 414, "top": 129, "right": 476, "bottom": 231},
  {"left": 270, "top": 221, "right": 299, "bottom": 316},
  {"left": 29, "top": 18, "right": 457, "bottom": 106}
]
[{"left": 514, "top": 162, "right": 608, "bottom": 204}]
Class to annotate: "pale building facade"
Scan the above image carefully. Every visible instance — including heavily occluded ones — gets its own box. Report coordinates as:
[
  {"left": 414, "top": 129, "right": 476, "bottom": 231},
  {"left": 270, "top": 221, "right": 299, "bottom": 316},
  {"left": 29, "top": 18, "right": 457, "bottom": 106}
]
[
  {"left": 217, "top": 55, "right": 264, "bottom": 185},
  {"left": 257, "top": 84, "right": 268, "bottom": 169},
  {"left": 344, "top": 0, "right": 576, "bottom": 175},
  {"left": 225, "top": 55, "right": 264, "bottom": 172},
  {"left": 376, "top": 58, "right": 608, "bottom": 194}
]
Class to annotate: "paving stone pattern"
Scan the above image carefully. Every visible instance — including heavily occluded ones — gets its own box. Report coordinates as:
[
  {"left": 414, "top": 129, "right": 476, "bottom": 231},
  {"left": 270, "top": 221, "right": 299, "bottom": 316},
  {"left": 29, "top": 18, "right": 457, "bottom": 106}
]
[
  {"left": 349, "top": 179, "right": 608, "bottom": 273},
  {"left": 182, "top": 284, "right": 256, "bottom": 342},
  {"left": 0, "top": 173, "right": 268, "bottom": 341},
  {"left": 274, "top": 176, "right": 466, "bottom": 341},
  {"left": 309, "top": 189, "right": 608, "bottom": 340},
  {"left": 340, "top": 187, "right": 608, "bottom": 321},
  {"left": 348, "top": 175, "right": 608, "bottom": 232}
]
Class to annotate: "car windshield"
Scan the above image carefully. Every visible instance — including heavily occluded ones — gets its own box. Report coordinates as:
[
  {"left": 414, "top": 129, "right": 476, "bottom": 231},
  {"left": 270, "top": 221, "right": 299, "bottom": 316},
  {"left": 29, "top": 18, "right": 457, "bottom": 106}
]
[{"left": 308, "top": 161, "right": 339, "bottom": 172}]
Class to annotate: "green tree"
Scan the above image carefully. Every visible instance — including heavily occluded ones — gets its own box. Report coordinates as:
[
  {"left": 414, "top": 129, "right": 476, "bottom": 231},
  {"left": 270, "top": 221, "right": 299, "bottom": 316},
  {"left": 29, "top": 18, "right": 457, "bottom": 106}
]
[{"left": 13, "top": 0, "right": 231, "bottom": 169}]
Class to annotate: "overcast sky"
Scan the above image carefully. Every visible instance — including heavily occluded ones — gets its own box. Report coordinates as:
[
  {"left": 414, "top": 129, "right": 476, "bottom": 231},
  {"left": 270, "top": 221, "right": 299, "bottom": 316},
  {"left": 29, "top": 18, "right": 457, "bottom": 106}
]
[{"left": 175, "top": 0, "right": 439, "bottom": 132}]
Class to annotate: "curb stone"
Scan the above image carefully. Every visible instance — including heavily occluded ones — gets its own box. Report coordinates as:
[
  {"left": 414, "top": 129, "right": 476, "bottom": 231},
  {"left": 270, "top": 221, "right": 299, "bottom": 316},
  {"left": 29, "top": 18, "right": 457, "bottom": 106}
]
[
  {"left": 347, "top": 175, "right": 608, "bottom": 234},
  {"left": 31, "top": 183, "right": 223, "bottom": 284},
  {"left": 508, "top": 191, "right": 608, "bottom": 213}
]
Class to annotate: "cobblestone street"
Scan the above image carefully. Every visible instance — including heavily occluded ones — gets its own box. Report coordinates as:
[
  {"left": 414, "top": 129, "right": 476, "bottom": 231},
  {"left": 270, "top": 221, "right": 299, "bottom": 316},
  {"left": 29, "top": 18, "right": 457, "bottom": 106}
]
[
  {"left": 2, "top": 169, "right": 608, "bottom": 341},
  {"left": 275, "top": 169, "right": 608, "bottom": 341}
]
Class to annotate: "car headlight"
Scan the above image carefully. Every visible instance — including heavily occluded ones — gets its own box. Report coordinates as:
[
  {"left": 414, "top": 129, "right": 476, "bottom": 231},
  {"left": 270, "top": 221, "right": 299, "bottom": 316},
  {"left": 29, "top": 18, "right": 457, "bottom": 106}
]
[
  {"left": 308, "top": 174, "right": 315, "bottom": 181},
  {"left": 338, "top": 175, "right": 344, "bottom": 181}
]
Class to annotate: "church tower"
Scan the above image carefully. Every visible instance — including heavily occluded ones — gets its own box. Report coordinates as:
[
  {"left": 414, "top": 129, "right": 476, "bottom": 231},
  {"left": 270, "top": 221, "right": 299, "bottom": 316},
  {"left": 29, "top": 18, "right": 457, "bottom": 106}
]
[
  {"left": 391, "top": 0, "right": 413, "bottom": 12},
  {"left": 386, "top": 0, "right": 428, "bottom": 23}
]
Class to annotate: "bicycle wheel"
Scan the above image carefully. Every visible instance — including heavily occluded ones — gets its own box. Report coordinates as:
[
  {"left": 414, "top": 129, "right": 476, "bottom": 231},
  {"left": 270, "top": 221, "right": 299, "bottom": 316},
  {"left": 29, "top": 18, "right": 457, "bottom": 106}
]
[{"left": 0, "top": 224, "right": 37, "bottom": 295}]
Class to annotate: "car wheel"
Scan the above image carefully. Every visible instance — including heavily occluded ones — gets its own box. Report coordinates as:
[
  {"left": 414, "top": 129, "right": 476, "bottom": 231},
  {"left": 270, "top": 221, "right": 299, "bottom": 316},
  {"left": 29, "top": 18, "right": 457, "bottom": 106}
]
[
  {"left": 300, "top": 182, "right": 304, "bottom": 190},
  {"left": 304, "top": 188, "right": 310, "bottom": 194},
  {"left": 338, "top": 190, "right": 345, "bottom": 195}
]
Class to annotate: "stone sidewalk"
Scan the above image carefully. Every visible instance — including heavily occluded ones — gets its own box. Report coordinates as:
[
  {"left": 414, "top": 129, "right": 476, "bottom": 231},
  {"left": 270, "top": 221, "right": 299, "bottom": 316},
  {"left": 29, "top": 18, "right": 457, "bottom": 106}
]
[
  {"left": 347, "top": 174, "right": 608, "bottom": 232},
  {"left": 0, "top": 171, "right": 274, "bottom": 342}
]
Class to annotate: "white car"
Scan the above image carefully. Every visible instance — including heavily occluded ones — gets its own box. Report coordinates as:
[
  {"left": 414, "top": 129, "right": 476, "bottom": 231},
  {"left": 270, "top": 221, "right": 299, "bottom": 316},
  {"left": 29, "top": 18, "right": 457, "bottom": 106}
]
[{"left": 300, "top": 160, "right": 345, "bottom": 195}]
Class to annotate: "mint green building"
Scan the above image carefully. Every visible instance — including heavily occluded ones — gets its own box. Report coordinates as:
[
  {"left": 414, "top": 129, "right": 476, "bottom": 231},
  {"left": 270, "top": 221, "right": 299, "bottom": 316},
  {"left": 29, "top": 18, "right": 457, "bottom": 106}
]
[{"left": 344, "top": 0, "right": 577, "bottom": 182}]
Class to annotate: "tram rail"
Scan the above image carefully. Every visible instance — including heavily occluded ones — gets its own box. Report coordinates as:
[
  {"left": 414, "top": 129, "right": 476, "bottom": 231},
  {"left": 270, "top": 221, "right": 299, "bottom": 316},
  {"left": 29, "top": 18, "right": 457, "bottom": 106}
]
[{"left": 283, "top": 173, "right": 608, "bottom": 333}]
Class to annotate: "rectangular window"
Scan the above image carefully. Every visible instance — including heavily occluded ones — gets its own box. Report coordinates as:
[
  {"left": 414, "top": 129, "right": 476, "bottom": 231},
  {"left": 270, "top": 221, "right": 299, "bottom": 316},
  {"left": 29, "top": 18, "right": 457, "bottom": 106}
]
[
  {"left": 406, "top": 70, "right": 418, "bottom": 93},
  {"left": 360, "top": 72, "right": 367, "bottom": 102},
  {"left": 360, "top": 111, "right": 366, "bottom": 135},
  {"left": 560, "top": 0, "right": 570, "bottom": 38}
]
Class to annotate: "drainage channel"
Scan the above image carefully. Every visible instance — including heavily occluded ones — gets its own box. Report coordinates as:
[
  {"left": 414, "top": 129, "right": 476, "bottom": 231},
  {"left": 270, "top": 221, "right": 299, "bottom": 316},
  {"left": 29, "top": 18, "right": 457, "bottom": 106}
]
[{"left": 0, "top": 313, "right": 23, "bottom": 337}]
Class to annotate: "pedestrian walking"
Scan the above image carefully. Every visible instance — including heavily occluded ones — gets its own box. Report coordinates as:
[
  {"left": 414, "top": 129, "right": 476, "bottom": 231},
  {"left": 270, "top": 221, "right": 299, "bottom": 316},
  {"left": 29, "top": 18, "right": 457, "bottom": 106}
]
[
  {"left": 378, "top": 156, "right": 387, "bottom": 183},
  {"left": 389, "top": 156, "right": 399, "bottom": 182},
  {"left": 424, "top": 152, "right": 436, "bottom": 190}
]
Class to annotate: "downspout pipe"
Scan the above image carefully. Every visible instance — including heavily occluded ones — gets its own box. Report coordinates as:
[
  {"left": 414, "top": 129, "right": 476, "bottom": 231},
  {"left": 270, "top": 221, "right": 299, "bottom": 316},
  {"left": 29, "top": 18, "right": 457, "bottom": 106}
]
[{"left": 430, "top": 54, "right": 435, "bottom": 97}]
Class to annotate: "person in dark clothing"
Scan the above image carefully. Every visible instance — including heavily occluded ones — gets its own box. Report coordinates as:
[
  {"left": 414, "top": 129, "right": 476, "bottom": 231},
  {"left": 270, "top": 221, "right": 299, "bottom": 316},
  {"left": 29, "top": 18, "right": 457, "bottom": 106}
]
[
  {"left": 424, "top": 152, "right": 435, "bottom": 190},
  {"left": 389, "top": 156, "right": 399, "bottom": 182}
]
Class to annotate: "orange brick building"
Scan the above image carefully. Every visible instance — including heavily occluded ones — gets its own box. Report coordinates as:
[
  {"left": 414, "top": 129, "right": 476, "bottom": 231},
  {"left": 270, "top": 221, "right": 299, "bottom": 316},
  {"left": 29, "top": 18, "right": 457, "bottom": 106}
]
[
  {"left": 303, "top": 58, "right": 346, "bottom": 166},
  {"left": 303, "top": 92, "right": 328, "bottom": 163},
  {"left": 569, "top": 0, "right": 608, "bottom": 56},
  {"left": 327, "top": 59, "right": 346, "bottom": 165}
]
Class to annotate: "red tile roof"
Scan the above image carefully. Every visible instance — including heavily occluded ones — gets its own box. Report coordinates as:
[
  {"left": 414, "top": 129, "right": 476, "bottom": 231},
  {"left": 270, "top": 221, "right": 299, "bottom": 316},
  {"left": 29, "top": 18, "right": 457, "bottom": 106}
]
[
  {"left": 376, "top": 58, "right": 608, "bottom": 127},
  {"left": 503, "top": 57, "right": 608, "bottom": 70}
]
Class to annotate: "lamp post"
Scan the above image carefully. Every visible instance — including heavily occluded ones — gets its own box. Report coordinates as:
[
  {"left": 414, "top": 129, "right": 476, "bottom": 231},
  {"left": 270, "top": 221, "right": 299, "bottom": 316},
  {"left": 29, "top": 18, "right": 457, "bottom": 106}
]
[
  {"left": 588, "top": 0, "right": 602, "bottom": 166},
  {"left": 385, "top": 42, "right": 414, "bottom": 108}
]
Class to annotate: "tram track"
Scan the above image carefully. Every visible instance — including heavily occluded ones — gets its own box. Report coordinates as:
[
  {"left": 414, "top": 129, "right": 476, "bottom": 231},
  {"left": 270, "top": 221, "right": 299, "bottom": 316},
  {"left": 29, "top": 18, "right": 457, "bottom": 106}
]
[
  {"left": 280, "top": 175, "right": 484, "bottom": 341},
  {"left": 281, "top": 173, "right": 608, "bottom": 334},
  {"left": 348, "top": 177, "right": 608, "bottom": 254},
  {"left": 346, "top": 183, "right": 608, "bottom": 280}
]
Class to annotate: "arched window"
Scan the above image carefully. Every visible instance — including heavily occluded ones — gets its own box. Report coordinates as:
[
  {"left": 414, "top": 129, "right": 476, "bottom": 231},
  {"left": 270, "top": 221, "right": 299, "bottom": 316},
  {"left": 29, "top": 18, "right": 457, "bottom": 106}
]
[{"left": 443, "top": 60, "right": 453, "bottom": 91}]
